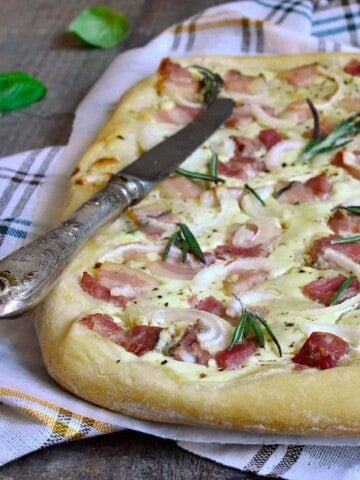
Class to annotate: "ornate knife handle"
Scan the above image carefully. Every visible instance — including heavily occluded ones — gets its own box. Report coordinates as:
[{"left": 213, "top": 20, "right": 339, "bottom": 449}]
[{"left": 0, "top": 174, "right": 147, "bottom": 318}]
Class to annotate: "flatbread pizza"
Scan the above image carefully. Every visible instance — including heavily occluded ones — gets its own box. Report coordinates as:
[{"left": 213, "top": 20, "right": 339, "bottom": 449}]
[{"left": 35, "top": 53, "right": 360, "bottom": 435}]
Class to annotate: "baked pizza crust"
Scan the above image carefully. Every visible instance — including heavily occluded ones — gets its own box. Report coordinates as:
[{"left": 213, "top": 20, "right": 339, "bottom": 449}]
[{"left": 35, "top": 52, "right": 360, "bottom": 435}]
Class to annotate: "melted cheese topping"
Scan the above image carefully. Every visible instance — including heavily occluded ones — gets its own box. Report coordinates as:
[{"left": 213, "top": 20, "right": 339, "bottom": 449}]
[{"left": 73, "top": 56, "right": 360, "bottom": 382}]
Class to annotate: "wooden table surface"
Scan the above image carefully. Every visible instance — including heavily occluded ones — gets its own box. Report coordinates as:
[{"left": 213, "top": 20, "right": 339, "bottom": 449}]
[{"left": 0, "top": 1, "right": 264, "bottom": 478}]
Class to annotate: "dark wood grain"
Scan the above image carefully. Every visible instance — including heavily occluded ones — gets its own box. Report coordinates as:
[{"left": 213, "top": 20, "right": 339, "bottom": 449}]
[{"left": 0, "top": 1, "right": 267, "bottom": 478}]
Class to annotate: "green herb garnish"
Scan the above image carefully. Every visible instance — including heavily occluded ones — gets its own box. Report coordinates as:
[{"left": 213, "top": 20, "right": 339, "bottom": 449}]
[
  {"left": 329, "top": 275, "right": 356, "bottom": 306},
  {"left": 335, "top": 205, "right": 360, "bottom": 215},
  {"left": 209, "top": 149, "right": 220, "bottom": 178},
  {"left": 0, "top": 72, "right": 46, "bottom": 112},
  {"left": 162, "top": 223, "right": 205, "bottom": 264},
  {"left": 68, "top": 6, "right": 130, "bottom": 48},
  {"left": 229, "top": 307, "right": 282, "bottom": 356},
  {"left": 331, "top": 235, "right": 360, "bottom": 244},
  {"left": 274, "top": 181, "right": 295, "bottom": 199},
  {"left": 245, "top": 183, "right": 266, "bottom": 206},
  {"left": 175, "top": 167, "right": 224, "bottom": 183},
  {"left": 300, "top": 99, "right": 360, "bottom": 163},
  {"left": 188, "top": 65, "right": 223, "bottom": 105}
]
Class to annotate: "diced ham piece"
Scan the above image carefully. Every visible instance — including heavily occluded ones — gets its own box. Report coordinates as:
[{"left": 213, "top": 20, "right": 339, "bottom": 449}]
[
  {"left": 193, "top": 295, "right": 227, "bottom": 318},
  {"left": 79, "top": 313, "right": 162, "bottom": 356},
  {"left": 154, "top": 105, "right": 203, "bottom": 125},
  {"left": 292, "top": 332, "right": 349, "bottom": 370},
  {"left": 259, "top": 128, "right": 283, "bottom": 149},
  {"left": 302, "top": 275, "right": 360, "bottom": 306},
  {"left": 214, "top": 244, "right": 267, "bottom": 259},
  {"left": 279, "top": 63, "right": 319, "bottom": 87},
  {"left": 157, "top": 58, "right": 201, "bottom": 97},
  {"left": 223, "top": 70, "right": 267, "bottom": 95},
  {"left": 311, "top": 234, "right": 360, "bottom": 269},
  {"left": 128, "top": 205, "right": 178, "bottom": 239},
  {"left": 159, "top": 176, "right": 205, "bottom": 200},
  {"left": 329, "top": 210, "right": 360, "bottom": 236},
  {"left": 344, "top": 59, "right": 360, "bottom": 77},
  {"left": 277, "top": 174, "right": 332, "bottom": 204},
  {"left": 332, "top": 150, "right": 360, "bottom": 181},
  {"left": 215, "top": 338, "right": 258, "bottom": 370},
  {"left": 80, "top": 272, "right": 131, "bottom": 307},
  {"left": 219, "top": 156, "right": 265, "bottom": 180},
  {"left": 97, "top": 262, "right": 158, "bottom": 297},
  {"left": 169, "top": 320, "right": 211, "bottom": 365}
]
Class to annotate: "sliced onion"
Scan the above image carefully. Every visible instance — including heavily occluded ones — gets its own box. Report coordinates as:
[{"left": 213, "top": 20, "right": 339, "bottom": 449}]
[
  {"left": 323, "top": 248, "right": 360, "bottom": 281},
  {"left": 315, "top": 66, "right": 345, "bottom": 111},
  {"left": 138, "top": 123, "right": 179, "bottom": 151},
  {"left": 99, "top": 243, "right": 162, "bottom": 262},
  {"left": 251, "top": 104, "right": 297, "bottom": 129},
  {"left": 232, "top": 218, "right": 282, "bottom": 248},
  {"left": 264, "top": 139, "right": 305, "bottom": 171}
]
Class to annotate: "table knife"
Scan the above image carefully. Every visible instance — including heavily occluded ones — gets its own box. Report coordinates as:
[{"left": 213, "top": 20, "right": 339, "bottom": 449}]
[{"left": 0, "top": 98, "right": 234, "bottom": 318}]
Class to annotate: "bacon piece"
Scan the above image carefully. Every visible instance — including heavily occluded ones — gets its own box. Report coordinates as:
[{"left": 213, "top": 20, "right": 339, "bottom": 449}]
[
  {"left": 214, "top": 244, "right": 267, "bottom": 259},
  {"left": 329, "top": 210, "right": 360, "bottom": 236},
  {"left": 80, "top": 272, "right": 131, "bottom": 307},
  {"left": 149, "top": 249, "right": 215, "bottom": 280},
  {"left": 128, "top": 205, "right": 177, "bottom": 239},
  {"left": 279, "top": 63, "right": 319, "bottom": 87},
  {"left": 169, "top": 320, "right": 211, "bottom": 365},
  {"left": 302, "top": 275, "right": 360, "bottom": 306},
  {"left": 159, "top": 176, "right": 205, "bottom": 200},
  {"left": 79, "top": 313, "right": 162, "bottom": 356},
  {"left": 332, "top": 150, "right": 360, "bottom": 180},
  {"left": 311, "top": 235, "right": 360, "bottom": 268},
  {"left": 215, "top": 338, "right": 258, "bottom": 370},
  {"left": 218, "top": 156, "right": 265, "bottom": 180},
  {"left": 292, "top": 332, "right": 349, "bottom": 370},
  {"left": 224, "top": 269, "right": 268, "bottom": 297},
  {"left": 344, "top": 59, "right": 360, "bottom": 77},
  {"left": 97, "top": 263, "right": 158, "bottom": 297},
  {"left": 280, "top": 98, "right": 312, "bottom": 124},
  {"left": 277, "top": 174, "right": 332, "bottom": 204},
  {"left": 154, "top": 105, "right": 203, "bottom": 125},
  {"left": 233, "top": 136, "right": 262, "bottom": 156},
  {"left": 223, "top": 70, "right": 267, "bottom": 95},
  {"left": 157, "top": 58, "right": 200, "bottom": 97},
  {"left": 259, "top": 128, "right": 283, "bottom": 149},
  {"left": 226, "top": 105, "right": 254, "bottom": 128}
]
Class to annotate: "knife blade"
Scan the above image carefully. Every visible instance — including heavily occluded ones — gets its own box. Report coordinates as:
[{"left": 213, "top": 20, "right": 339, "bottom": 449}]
[{"left": 0, "top": 98, "right": 234, "bottom": 318}]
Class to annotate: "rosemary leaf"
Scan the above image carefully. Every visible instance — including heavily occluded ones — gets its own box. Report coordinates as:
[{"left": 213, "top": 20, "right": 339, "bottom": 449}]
[
  {"left": 331, "top": 235, "right": 360, "bottom": 244},
  {"left": 336, "top": 205, "right": 360, "bottom": 215},
  {"left": 209, "top": 149, "right": 219, "bottom": 178},
  {"left": 274, "top": 181, "right": 295, "bottom": 199},
  {"left": 176, "top": 167, "right": 224, "bottom": 183},
  {"left": 254, "top": 313, "right": 282, "bottom": 357},
  {"left": 181, "top": 240, "right": 189, "bottom": 263},
  {"left": 177, "top": 223, "right": 206, "bottom": 264},
  {"left": 162, "top": 231, "right": 180, "bottom": 262},
  {"left": 229, "top": 309, "right": 248, "bottom": 349},
  {"left": 188, "top": 65, "right": 223, "bottom": 105},
  {"left": 251, "top": 319, "right": 265, "bottom": 348},
  {"left": 329, "top": 275, "right": 356, "bottom": 306},
  {"left": 300, "top": 108, "right": 360, "bottom": 163},
  {"left": 306, "top": 98, "right": 320, "bottom": 139},
  {"left": 245, "top": 183, "right": 266, "bottom": 206}
]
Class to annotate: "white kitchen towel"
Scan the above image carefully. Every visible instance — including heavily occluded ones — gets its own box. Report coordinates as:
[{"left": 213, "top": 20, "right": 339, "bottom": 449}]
[{"left": 1, "top": 1, "right": 360, "bottom": 479}]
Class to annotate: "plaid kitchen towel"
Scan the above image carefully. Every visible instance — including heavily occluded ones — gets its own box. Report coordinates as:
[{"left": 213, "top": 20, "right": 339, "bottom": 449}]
[{"left": 1, "top": 1, "right": 360, "bottom": 479}]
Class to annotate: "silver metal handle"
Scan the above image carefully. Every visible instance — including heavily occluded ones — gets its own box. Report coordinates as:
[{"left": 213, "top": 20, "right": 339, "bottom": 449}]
[{"left": 0, "top": 174, "right": 147, "bottom": 318}]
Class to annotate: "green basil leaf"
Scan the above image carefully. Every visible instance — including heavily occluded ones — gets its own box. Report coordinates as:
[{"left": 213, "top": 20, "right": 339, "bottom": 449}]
[
  {"left": 68, "top": 6, "right": 130, "bottom": 48},
  {"left": 0, "top": 71, "right": 46, "bottom": 112}
]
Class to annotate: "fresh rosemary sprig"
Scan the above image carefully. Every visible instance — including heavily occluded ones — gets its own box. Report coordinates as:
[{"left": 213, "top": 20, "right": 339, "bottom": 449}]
[
  {"left": 245, "top": 183, "right": 266, "bottom": 206},
  {"left": 335, "top": 205, "right": 360, "bottom": 215},
  {"left": 229, "top": 307, "right": 282, "bottom": 356},
  {"left": 188, "top": 65, "right": 223, "bottom": 105},
  {"left": 331, "top": 234, "right": 360, "bottom": 245},
  {"left": 209, "top": 148, "right": 220, "bottom": 178},
  {"left": 300, "top": 98, "right": 360, "bottom": 163},
  {"left": 329, "top": 275, "right": 356, "bottom": 306},
  {"left": 175, "top": 167, "right": 224, "bottom": 184},
  {"left": 162, "top": 223, "right": 205, "bottom": 264}
]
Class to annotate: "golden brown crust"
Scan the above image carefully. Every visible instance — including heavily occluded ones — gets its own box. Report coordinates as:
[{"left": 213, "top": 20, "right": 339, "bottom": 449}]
[{"left": 36, "top": 52, "right": 360, "bottom": 435}]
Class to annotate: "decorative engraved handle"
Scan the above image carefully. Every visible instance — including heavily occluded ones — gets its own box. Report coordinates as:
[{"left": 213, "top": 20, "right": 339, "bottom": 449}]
[{"left": 0, "top": 174, "right": 147, "bottom": 318}]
